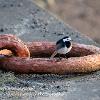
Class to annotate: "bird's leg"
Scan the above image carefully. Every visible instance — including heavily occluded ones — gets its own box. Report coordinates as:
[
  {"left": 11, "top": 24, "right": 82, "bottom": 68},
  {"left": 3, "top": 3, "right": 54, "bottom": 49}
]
[
  {"left": 64, "top": 54, "right": 67, "bottom": 58},
  {"left": 59, "top": 54, "right": 63, "bottom": 60},
  {"left": 64, "top": 54, "right": 69, "bottom": 59},
  {"left": 56, "top": 54, "right": 62, "bottom": 61}
]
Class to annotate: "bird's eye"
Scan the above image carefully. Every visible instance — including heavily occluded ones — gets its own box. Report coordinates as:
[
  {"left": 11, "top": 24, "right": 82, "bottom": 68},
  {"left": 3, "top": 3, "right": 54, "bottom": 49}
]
[
  {"left": 66, "top": 38, "right": 69, "bottom": 41},
  {"left": 63, "top": 37, "right": 71, "bottom": 42}
]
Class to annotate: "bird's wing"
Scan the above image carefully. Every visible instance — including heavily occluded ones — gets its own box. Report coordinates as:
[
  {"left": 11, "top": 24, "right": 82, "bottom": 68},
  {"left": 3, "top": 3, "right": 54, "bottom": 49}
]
[
  {"left": 56, "top": 41, "right": 65, "bottom": 50},
  {"left": 50, "top": 51, "right": 58, "bottom": 59}
]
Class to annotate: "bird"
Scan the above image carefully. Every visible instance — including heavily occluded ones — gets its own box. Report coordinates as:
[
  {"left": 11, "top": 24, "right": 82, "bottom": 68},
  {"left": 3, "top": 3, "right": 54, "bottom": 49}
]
[{"left": 50, "top": 36, "right": 72, "bottom": 59}]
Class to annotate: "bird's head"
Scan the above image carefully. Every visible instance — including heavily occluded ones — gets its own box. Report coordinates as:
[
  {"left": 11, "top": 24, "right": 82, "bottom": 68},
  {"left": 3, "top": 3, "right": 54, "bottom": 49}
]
[{"left": 62, "top": 36, "right": 71, "bottom": 42}]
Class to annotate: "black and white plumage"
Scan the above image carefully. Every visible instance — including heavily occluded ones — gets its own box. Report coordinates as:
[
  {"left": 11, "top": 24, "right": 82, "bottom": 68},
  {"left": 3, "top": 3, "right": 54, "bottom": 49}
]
[{"left": 50, "top": 36, "right": 72, "bottom": 58}]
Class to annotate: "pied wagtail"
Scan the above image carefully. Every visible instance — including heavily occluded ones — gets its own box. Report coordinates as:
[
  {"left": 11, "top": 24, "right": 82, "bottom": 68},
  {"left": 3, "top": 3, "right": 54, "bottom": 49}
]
[{"left": 50, "top": 36, "right": 72, "bottom": 59}]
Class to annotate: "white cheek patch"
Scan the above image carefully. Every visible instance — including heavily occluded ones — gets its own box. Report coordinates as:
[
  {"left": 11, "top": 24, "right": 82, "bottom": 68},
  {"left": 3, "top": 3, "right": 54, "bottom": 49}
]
[
  {"left": 63, "top": 38, "right": 67, "bottom": 42},
  {"left": 63, "top": 37, "right": 71, "bottom": 42}
]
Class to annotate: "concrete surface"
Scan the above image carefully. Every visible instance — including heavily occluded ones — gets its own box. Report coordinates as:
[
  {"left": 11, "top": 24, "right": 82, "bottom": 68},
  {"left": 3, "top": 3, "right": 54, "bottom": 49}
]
[
  {"left": 37, "top": 0, "right": 100, "bottom": 43},
  {"left": 0, "top": 0, "right": 100, "bottom": 100}
]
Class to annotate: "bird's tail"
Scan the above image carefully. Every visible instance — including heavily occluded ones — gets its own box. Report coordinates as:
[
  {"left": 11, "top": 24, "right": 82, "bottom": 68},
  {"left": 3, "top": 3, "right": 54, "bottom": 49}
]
[{"left": 50, "top": 51, "right": 57, "bottom": 59}]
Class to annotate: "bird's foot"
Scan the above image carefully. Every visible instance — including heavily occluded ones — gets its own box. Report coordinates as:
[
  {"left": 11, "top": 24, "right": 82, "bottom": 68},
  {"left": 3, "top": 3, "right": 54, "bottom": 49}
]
[{"left": 56, "top": 57, "right": 63, "bottom": 62}]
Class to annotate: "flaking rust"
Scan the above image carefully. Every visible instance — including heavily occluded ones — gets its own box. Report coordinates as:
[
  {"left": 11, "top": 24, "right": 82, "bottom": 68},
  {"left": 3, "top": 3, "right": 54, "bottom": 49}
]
[{"left": 0, "top": 34, "right": 100, "bottom": 74}]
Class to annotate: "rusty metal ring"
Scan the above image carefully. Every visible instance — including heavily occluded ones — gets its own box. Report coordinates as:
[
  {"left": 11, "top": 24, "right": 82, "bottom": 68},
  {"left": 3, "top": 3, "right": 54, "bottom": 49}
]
[{"left": 0, "top": 34, "right": 100, "bottom": 74}]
